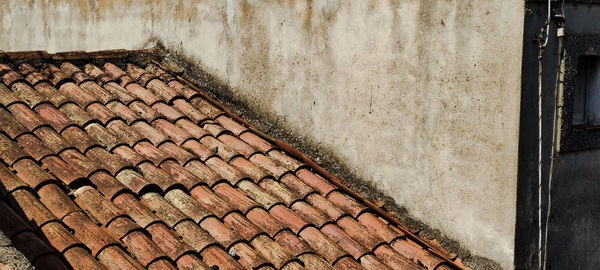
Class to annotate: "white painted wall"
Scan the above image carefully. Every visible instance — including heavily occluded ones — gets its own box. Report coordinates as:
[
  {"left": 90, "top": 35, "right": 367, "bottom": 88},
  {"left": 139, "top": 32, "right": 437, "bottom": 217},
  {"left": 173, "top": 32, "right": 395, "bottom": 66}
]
[{"left": 0, "top": 1, "right": 524, "bottom": 268}]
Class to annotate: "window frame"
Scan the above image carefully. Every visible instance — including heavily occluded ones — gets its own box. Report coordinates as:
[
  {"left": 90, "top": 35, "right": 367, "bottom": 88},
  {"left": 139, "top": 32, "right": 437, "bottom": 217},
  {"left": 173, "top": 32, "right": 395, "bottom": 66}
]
[{"left": 560, "top": 34, "right": 600, "bottom": 151}]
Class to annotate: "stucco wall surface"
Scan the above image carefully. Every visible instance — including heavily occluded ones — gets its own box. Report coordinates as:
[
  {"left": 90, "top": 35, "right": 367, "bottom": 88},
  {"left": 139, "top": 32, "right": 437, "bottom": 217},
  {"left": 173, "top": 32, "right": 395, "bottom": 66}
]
[{"left": 0, "top": 1, "right": 524, "bottom": 268}]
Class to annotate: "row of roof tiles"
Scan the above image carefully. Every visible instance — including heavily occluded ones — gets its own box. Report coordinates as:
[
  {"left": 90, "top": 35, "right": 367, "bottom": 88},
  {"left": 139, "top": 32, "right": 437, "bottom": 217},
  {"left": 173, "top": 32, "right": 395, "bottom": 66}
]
[{"left": 0, "top": 54, "right": 463, "bottom": 270}]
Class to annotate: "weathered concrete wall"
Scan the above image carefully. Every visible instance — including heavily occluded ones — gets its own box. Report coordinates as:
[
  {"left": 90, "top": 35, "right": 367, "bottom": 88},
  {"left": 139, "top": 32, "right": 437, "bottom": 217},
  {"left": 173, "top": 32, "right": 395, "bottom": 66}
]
[{"left": 0, "top": 1, "right": 524, "bottom": 268}]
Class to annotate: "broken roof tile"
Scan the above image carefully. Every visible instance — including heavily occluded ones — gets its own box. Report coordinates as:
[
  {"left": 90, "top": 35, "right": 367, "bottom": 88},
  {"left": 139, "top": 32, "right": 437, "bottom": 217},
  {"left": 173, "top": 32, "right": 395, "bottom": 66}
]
[{"left": 0, "top": 54, "right": 463, "bottom": 270}]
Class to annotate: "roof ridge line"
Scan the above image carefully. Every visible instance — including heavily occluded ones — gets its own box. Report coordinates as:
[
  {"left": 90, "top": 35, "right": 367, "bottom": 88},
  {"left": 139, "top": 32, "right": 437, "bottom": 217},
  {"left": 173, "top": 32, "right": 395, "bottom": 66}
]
[{"left": 0, "top": 48, "right": 162, "bottom": 64}]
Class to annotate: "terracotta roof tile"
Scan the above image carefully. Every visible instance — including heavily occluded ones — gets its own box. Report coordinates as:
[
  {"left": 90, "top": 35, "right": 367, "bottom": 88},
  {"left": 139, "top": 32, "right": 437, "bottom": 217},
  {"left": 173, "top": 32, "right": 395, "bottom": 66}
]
[
  {"left": 86, "top": 103, "right": 119, "bottom": 125},
  {"left": 0, "top": 54, "right": 466, "bottom": 270},
  {"left": 202, "top": 121, "right": 229, "bottom": 137},
  {"left": 173, "top": 220, "right": 217, "bottom": 253},
  {"left": 141, "top": 192, "right": 192, "bottom": 228},
  {"left": 0, "top": 170, "right": 28, "bottom": 198},
  {"left": 34, "top": 127, "right": 70, "bottom": 153},
  {"left": 174, "top": 118, "right": 207, "bottom": 137},
  {"left": 133, "top": 141, "right": 169, "bottom": 166},
  {"left": 205, "top": 157, "right": 247, "bottom": 185},
  {"left": 126, "top": 83, "right": 161, "bottom": 105},
  {"left": 280, "top": 173, "right": 315, "bottom": 199},
  {"left": 0, "top": 134, "right": 29, "bottom": 165},
  {"left": 230, "top": 156, "right": 270, "bottom": 182},
  {"left": 172, "top": 99, "right": 208, "bottom": 124},
  {"left": 0, "top": 200, "right": 33, "bottom": 237},
  {"left": 175, "top": 253, "right": 211, "bottom": 270},
  {"left": 189, "top": 97, "right": 224, "bottom": 119},
  {"left": 106, "top": 216, "right": 140, "bottom": 240},
  {"left": 189, "top": 185, "right": 235, "bottom": 218},
  {"left": 88, "top": 171, "right": 131, "bottom": 200},
  {"left": 62, "top": 211, "right": 119, "bottom": 256},
  {"left": 158, "top": 142, "right": 195, "bottom": 165},
  {"left": 164, "top": 189, "right": 214, "bottom": 223},
  {"left": 267, "top": 149, "right": 306, "bottom": 171},
  {"left": 0, "top": 84, "right": 22, "bottom": 106},
  {"left": 230, "top": 242, "right": 270, "bottom": 269},
  {"left": 14, "top": 135, "right": 51, "bottom": 162},
  {"left": 360, "top": 253, "right": 393, "bottom": 270},
  {"left": 297, "top": 169, "right": 338, "bottom": 196},
  {"left": 182, "top": 160, "right": 222, "bottom": 186},
  {"left": 333, "top": 256, "right": 364, "bottom": 270},
  {"left": 337, "top": 216, "right": 385, "bottom": 251},
  {"left": 136, "top": 162, "right": 181, "bottom": 191},
  {"left": 113, "top": 145, "right": 147, "bottom": 167},
  {"left": 327, "top": 190, "right": 369, "bottom": 218},
  {"left": 106, "top": 101, "right": 140, "bottom": 125},
  {"left": 60, "top": 126, "right": 100, "bottom": 153},
  {"left": 59, "top": 149, "right": 99, "bottom": 177},
  {"left": 37, "top": 183, "right": 82, "bottom": 219},
  {"left": 59, "top": 102, "right": 95, "bottom": 126},
  {"left": 152, "top": 119, "right": 194, "bottom": 145},
  {"left": 260, "top": 178, "right": 302, "bottom": 206},
  {"left": 391, "top": 239, "right": 444, "bottom": 269},
  {"left": 6, "top": 103, "right": 46, "bottom": 131},
  {"left": 291, "top": 201, "right": 330, "bottom": 228},
  {"left": 273, "top": 229, "right": 314, "bottom": 256},
  {"left": 96, "top": 245, "right": 144, "bottom": 270},
  {"left": 6, "top": 189, "right": 58, "bottom": 228},
  {"left": 223, "top": 211, "right": 264, "bottom": 241},
  {"left": 84, "top": 123, "right": 123, "bottom": 150},
  {"left": 107, "top": 120, "right": 146, "bottom": 146},
  {"left": 357, "top": 212, "right": 404, "bottom": 242},
  {"left": 11, "top": 83, "right": 48, "bottom": 108},
  {"left": 200, "top": 245, "right": 244, "bottom": 269},
  {"left": 6, "top": 159, "right": 49, "bottom": 191},
  {"left": 239, "top": 131, "right": 276, "bottom": 152},
  {"left": 219, "top": 134, "right": 260, "bottom": 158},
  {"left": 212, "top": 182, "right": 259, "bottom": 214},
  {"left": 297, "top": 253, "right": 333, "bottom": 269},
  {"left": 321, "top": 223, "right": 369, "bottom": 259},
  {"left": 147, "top": 259, "right": 177, "bottom": 270},
  {"left": 250, "top": 234, "right": 296, "bottom": 269},
  {"left": 269, "top": 205, "right": 309, "bottom": 234},
  {"left": 35, "top": 103, "right": 75, "bottom": 132},
  {"left": 238, "top": 180, "right": 284, "bottom": 209},
  {"left": 246, "top": 207, "right": 286, "bottom": 237},
  {"left": 145, "top": 222, "right": 192, "bottom": 260},
  {"left": 374, "top": 244, "right": 425, "bottom": 269},
  {"left": 62, "top": 246, "right": 107, "bottom": 270},
  {"left": 86, "top": 147, "right": 130, "bottom": 176},
  {"left": 129, "top": 100, "right": 161, "bottom": 122},
  {"left": 121, "top": 230, "right": 170, "bottom": 267},
  {"left": 112, "top": 193, "right": 161, "bottom": 229},
  {"left": 298, "top": 226, "right": 347, "bottom": 263},
  {"left": 73, "top": 186, "right": 126, "bottom": 225},
  {"left": 180, "top": 140, "right": 216, "bottom": 162},
  {"left": 159, "top": 160, "right": 203, "bottom": 189},
  {"left": 132, "top": 121, "right": 170, "bottom": 146},
  {"left": 198, "top": 217, "right": 241, "bottom": 248}
]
